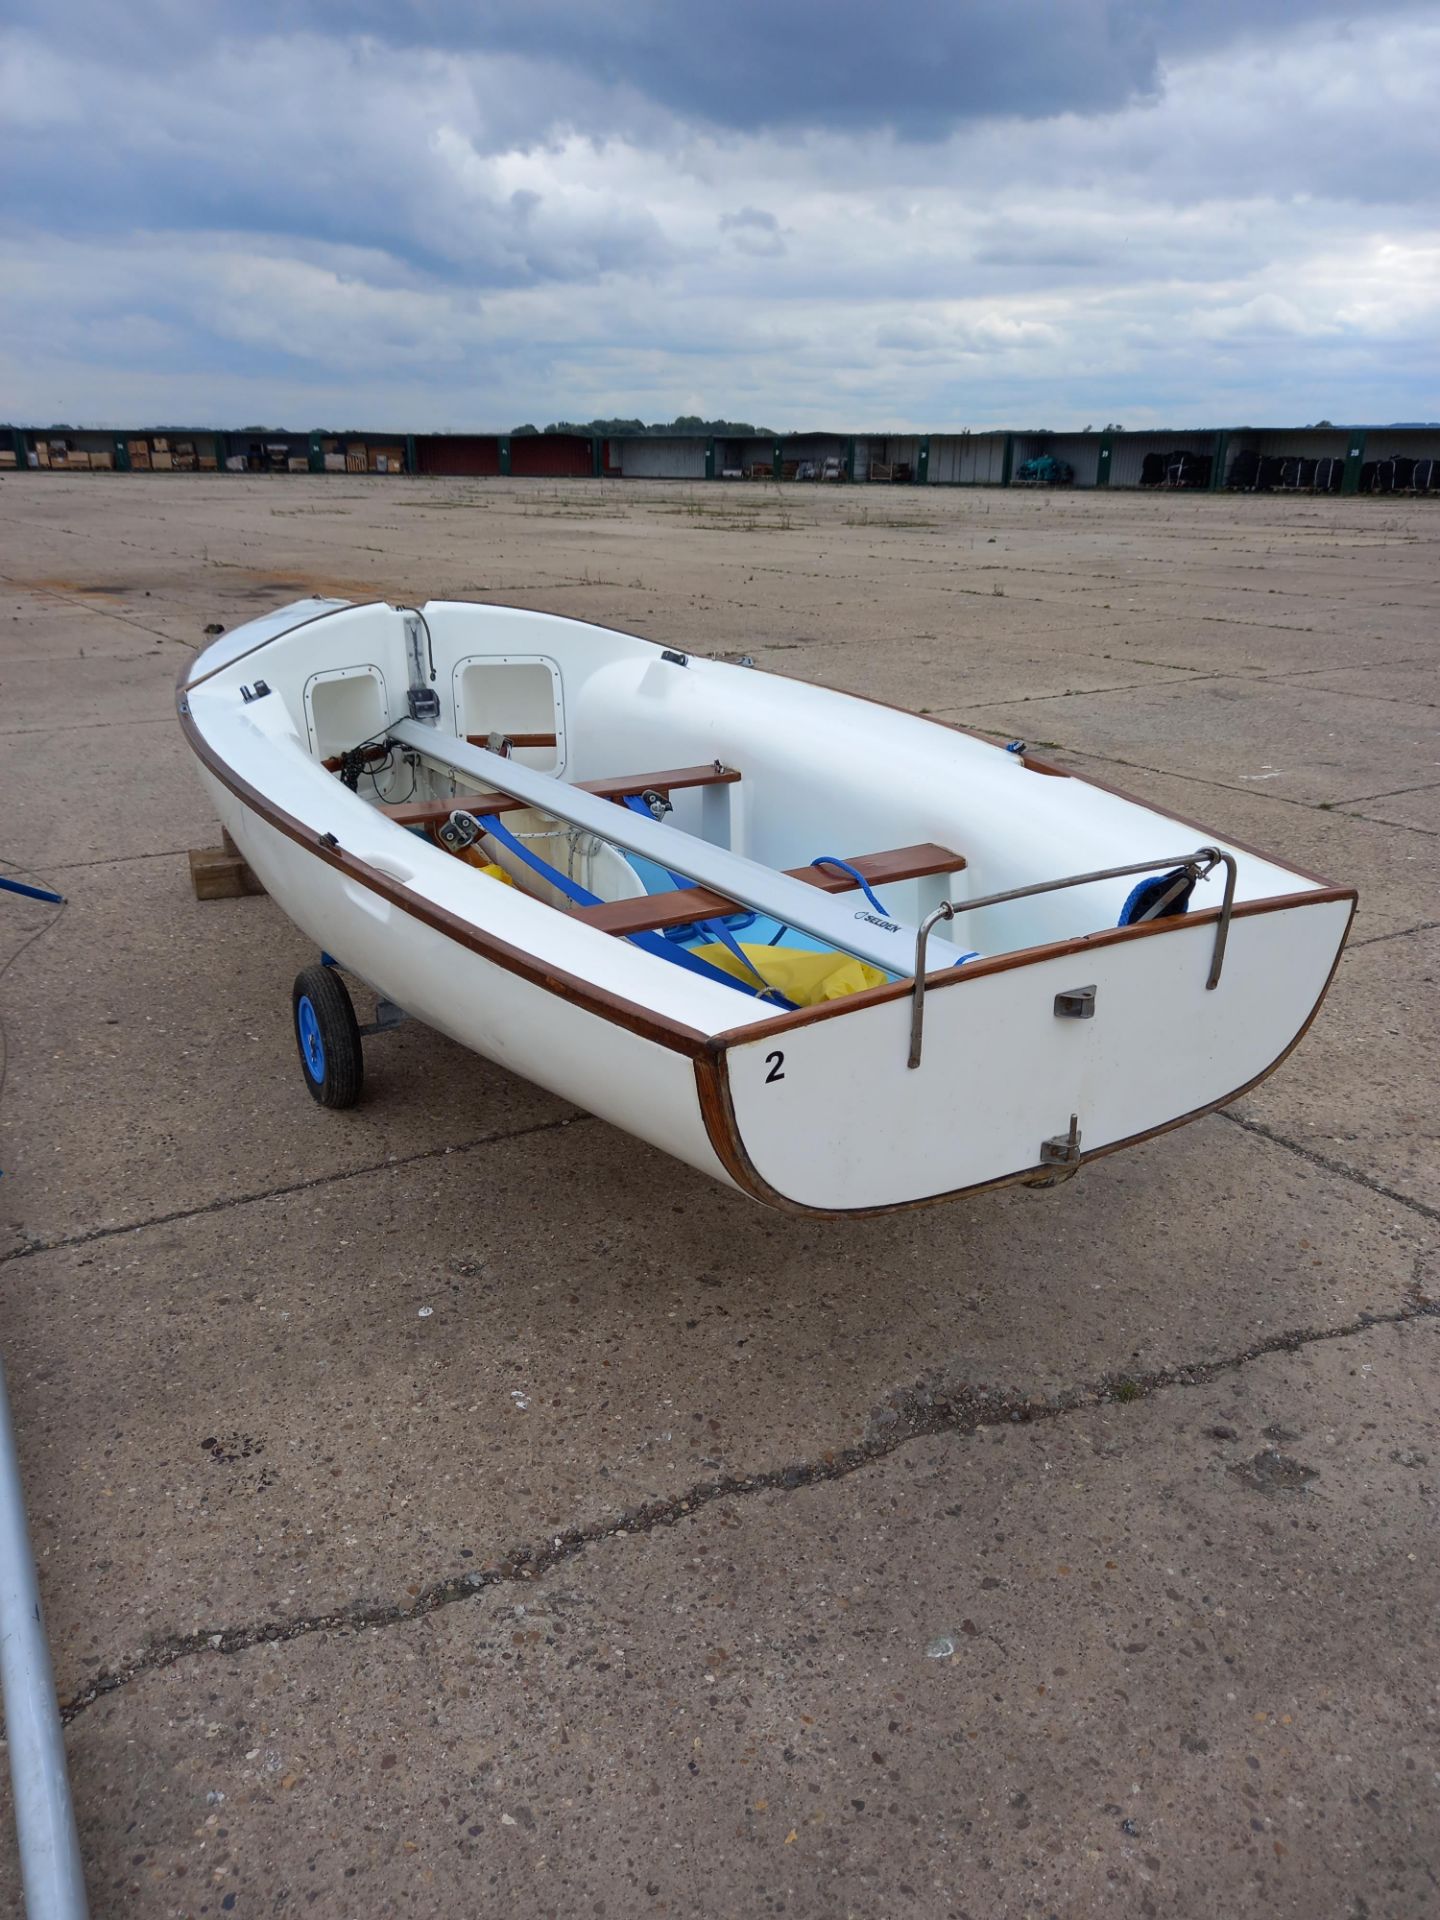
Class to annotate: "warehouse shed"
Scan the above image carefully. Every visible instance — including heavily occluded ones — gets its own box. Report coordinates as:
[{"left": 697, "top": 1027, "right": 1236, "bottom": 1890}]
[
  {"left": 312, "top": 431, "right": 408, "bottom": 474},
  {"left": 414, "top": 435, "right": 502, "bottom": 477},
  {"left": 225, "top": 430, "right": 312, "bottom": 474},
  {"left": 1008, "top": 433, "right": 1108, "bottom": 487},
  {"left": 715, "top": 437, "right": 775, "bottom": 478},
  {"left": 779, "top": 433, "right": 849, "bottom": 481},
  {"left": 1107, "top": 431, "right": 1220, "bottom": 490},
  {"left": 859, "top": 435, "right": 921, "bottom": 483},
  {"left": 510, "top": 433, "right": 594, "bottom": 478},
  {"left": 24, "top": 427, "right": 122, "bottom": 472},
  {"left": 1357, "top": 426, "right": 1440, "bottom": 495},
  {"left": 22, "top": 427, "right": 223, "bottom": 473},
  {"left": 618, "top": 435, "right": 707, "bottom": 479},
  {"left": 1223, "top": 427, "right": 1350, "bottom": 492},
  {"left": 8, "top": 416, "right": 1438, "bottom": 496},
  {"left": 927, "top": 433, "right": 1008, "bottom": 485}
]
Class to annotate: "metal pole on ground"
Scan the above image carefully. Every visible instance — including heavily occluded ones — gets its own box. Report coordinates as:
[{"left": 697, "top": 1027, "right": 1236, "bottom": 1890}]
[{"left": 0, "top": 1350, "right": 89, "bottom": 1919}]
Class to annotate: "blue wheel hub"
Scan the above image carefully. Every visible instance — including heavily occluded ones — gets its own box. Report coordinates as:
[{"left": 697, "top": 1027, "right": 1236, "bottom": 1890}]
[{"left": 297, "top": 995, "right": 326, "bottom": 1082}]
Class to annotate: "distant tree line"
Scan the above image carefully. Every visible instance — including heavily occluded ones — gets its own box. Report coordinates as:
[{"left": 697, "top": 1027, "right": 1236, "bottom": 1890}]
[{"left": 510, "top": 415, "right": 774, "bottom": 437}]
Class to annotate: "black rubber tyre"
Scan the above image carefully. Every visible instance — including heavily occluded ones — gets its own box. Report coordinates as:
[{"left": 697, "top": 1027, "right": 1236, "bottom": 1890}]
[{"left": 292, "top": 965, "right": 364, "bottom": 1108}]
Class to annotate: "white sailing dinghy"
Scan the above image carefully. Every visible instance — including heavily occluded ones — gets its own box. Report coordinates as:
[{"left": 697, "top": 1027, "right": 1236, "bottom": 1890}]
[{"left": 179, "top": 599, "right": 1354, "bottom": 1216}]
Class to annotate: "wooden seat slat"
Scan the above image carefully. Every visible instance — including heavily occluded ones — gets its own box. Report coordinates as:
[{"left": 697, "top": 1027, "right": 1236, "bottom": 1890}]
[
  {"left": 389, "top": 720, "right": 942, "bottom": 975},
  {"left": 573, "top": 843, "right": 966, "bottom": 938},
  {"left": 376, "top": 761, "right": 740, "bottom": 831}
]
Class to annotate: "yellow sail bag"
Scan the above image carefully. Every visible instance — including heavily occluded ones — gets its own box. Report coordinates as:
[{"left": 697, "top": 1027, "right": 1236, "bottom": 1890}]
[{"left": 690, "top": 941, "right": 888, "bottom": 1008}]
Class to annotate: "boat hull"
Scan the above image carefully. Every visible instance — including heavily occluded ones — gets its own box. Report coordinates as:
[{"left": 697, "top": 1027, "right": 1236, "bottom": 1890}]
[
  {"left": 206, "top": 766, "right": 1351, "bottom": 1217},
  {"left": 201, "top": 770, "right": 735, "bottom": 1191},
  {"left": 709, "top": 890, "right": 1353, "bottom": 1212},
  {"left": 180, "top": 597, "right": 1357, "bottom": 1219}
]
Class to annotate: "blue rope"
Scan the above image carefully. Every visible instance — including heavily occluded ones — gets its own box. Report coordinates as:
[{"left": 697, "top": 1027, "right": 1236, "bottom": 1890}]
[
  {"left": 808, "top": 855, "right": 891, "bottom": 919},
  {"left": 769, "top": 855, "right": 979, "bottom": 971},
  {"left": 619, "top": 796, "right": 794, "bottom": 1007},
  {"left": 478, "top": 812, "right": 979, "bottom": 989},
  {"left": 471, "top": 811, "right": 789, "bottom": 1004}
]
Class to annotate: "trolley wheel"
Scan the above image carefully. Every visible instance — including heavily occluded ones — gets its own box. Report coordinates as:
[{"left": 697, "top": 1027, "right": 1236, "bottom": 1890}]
[{"left": 292, "top": 965, "right": 364, "bottom": 1108}]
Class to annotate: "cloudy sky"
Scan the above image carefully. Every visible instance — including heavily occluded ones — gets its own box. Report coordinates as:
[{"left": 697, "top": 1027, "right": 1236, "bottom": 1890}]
[{"left": 3, "top": 1, "right": 1438, "bottom": 430}]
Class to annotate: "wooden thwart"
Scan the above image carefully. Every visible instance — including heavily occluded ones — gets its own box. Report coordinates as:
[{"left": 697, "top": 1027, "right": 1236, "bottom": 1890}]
[
  {"left": 389, "top": 718, "right": 947, "bottom": 976},
  {"left": 377, "top": 762, "right": 740, "bottom": 831},
  {"left": 574, "top": 843, "right": 966, "bottom": 937}
]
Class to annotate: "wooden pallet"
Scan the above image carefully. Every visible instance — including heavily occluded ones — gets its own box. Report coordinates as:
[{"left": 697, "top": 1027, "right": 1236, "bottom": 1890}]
[{"left": 188, "top": 828, "right": 264, "bottom": 900}]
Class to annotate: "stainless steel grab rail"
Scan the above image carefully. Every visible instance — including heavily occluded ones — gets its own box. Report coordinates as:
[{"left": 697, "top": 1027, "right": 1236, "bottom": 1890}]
[{"left": 907, "top": 847, "right": 1238, "bottom": 1069}]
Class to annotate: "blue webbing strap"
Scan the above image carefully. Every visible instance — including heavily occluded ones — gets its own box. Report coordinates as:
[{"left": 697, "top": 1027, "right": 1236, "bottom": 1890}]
[
  {"left": 808, "top": 855, "right": 891, "bottom": 920},
  {"left": 471, "top": 812, "right": 784, "bottom": 1004},
  {"left": 812, "top": 856, "right": 977, "bottom": 967},
  {"left": 473, "top": 810, "right": 596, "bottom": 908},
  {"left": 620, "top": 795, "right": 794, "bottom": 1007}
]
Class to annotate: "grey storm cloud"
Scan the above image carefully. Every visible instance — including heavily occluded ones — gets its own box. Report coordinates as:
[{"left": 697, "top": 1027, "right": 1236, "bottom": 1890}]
[
  {"left": 719, "top": 207, "right": 786, "bottom": 256},
  {"left": 720, "top": 209, "right": 781, "bottom": 233},
  {"left": 2, "top": 0, "right": 1437, "bottom": 428},
  {"left": 13, "top": 0, "right": 1431, "bottom": 138}
]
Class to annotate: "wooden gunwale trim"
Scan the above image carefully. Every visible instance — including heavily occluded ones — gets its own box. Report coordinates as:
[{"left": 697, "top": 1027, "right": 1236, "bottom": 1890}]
[
  {"left": 1016, "top": 755, "right": 1070, "bottom": 777},
  {"left": 176, "top": 678, "right": 711, "bottom": 1057},
  {"left": 702, "top": 883, "right": 1357, "bottom": 1051},
  {"left": 182, "top": 600, "right": 386, "bottom": 691},
  {"left": 1010, "top": 751, "right": 1338, "bottom": 889},
  {"left": 466, "top": 732, "right": 558, "bottom": 749},
  {"left": 693, "top": 891, "right": 1358, "bottom": 1218}
]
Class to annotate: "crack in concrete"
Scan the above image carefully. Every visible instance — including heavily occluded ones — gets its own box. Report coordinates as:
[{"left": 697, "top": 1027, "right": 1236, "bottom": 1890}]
[
  {"left": 1286, "top": 688, "right": 1439, "bottom": 715},
  {"left": 1219, "top": 1110, "right": 1440, "bottom": 1224},
  {"left": 19, "top": 846, "right": 196, "bottom": 874},
  {"left": 59, "top": 1288, "right": 1439, "bottom": 1727},
  {"left": 930, "top": 651, "right": 1433, "bottom": 722},
  {"left": 1339, "top": 807, "right": 1436, "bottom": 839},
  {"left": 0, "top": 1113, "right": 590, "bottom": 1268},
  {"left": 1348, "top": 920, "right": 1440, "bottom": 950},
  {"left": 966, "top": 732, "right": 1440, "bottom": 835},
  {"left": 1241, "top": 654, "right": 1431, "bottom": 684},
  {"left": 0, "top": 573, "right": 190, "bottom": 647},
  {"left": 0, "top": 716, "right": 176, "bottom": 740},
  {"left": 944, "top": 672, "right": 1226, "bottom": 711},
  {"left": 1329, "top": 777, "right": 1440, "bottom": 807}
]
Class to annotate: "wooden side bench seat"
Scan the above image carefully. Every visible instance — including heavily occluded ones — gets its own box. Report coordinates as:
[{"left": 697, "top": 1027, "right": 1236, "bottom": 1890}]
[
  {"left": 375, "top": 762, "right": 741, "bottom": 832},
  {"left": 572, "top": 842, "right": 966, "bottom": 938}
]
